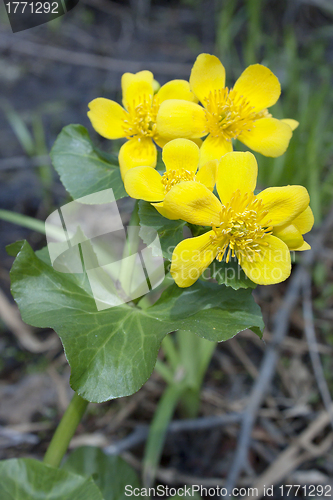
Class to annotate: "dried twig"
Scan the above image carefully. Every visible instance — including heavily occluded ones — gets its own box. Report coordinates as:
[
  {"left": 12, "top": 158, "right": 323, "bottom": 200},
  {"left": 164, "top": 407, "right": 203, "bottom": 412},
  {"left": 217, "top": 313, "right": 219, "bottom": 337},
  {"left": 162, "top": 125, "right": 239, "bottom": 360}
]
[
  {"left": 245, "top": 406, "right": 333, "bottom": 499},
  {"left": 104, "top": 413, "right": 243, "bottom": 455},
  {"left": 240, "top": 328, "right": 333, "bottom": 355},
  {"left": 227, "top": 338, "right": 258, "bottom": 379},
  {"left": 47, "top": 366, "right": 71, "bottom": 412},
  {"left": 0, "top": 425, "right": 39, "bottom": 448},
  {"left": 104, "top": 391, "right": 147, "bottom": 432},
  {"left": 0, "top": 287, "right": 59, "bottom": 353},
  {"left": 0, "top": 155, "right": 50, "bottom": 171},
  {"left": 81, "top": 0, "right": 134, "bottom": 52},
  {"left": 225, "top": 207, "right": 333, "bottom": 492},
  {"left": 302, "top": 272, "right": 333, "bottom": 428},
  {"left": 0, "top": 34, "right": 191, "bottom": 77},
  {"left": 121, "top": 451, "right": 252, "bottom": 487}
]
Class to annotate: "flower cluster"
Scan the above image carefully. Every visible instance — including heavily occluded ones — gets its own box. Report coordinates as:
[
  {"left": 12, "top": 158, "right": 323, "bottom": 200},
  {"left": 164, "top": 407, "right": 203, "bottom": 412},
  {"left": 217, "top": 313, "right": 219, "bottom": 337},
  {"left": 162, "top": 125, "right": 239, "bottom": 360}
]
[
  {"left": 88, "top": 53, "right": 313, "bottom": 288},
  {"left": 88, "top": 71, "right": 197, "bottom": 179}
]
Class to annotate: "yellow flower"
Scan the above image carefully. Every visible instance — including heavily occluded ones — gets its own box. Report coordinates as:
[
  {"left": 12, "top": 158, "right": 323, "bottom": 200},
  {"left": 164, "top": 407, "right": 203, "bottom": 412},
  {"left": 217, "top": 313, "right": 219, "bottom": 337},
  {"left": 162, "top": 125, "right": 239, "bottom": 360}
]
[
  {"left": 87, "top": 71, "right": 197, "bottom": 179},
  {"left": 156, "top": 54, "right": 299, "bottom": 167},
  {"left": 162, "top": 151, "right": 313, "bottom": 287},
  {"left": 124, "top": 138, "right": 217, "bottom": 215}
]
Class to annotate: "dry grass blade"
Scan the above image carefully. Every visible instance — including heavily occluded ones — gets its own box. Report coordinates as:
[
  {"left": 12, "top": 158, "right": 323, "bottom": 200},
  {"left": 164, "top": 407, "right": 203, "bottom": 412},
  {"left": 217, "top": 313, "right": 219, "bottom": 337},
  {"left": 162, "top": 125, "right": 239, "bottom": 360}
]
[
  {"left": 245, "top": 406, "right": 333, "bottom": 499},
  {"left": 0, "top": 35, "right": 191, "bottom": 76},
  {"left": 0, "top": 287, "right": 59, "bottom": 353},
  {"left": 302, "top": 272, "right": 333, "bottom": 428},
  {"left": 225, "top": 205, "right": 333, "bottom": 492}
]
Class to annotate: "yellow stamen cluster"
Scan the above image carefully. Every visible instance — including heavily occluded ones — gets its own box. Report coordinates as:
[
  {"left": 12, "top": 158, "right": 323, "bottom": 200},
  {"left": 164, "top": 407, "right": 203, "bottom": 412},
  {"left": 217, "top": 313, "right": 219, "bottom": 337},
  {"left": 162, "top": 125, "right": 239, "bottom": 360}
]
[
  {"left": 211, "top": 190, "right": 272, "bottom": 263},
  {"left": 161, "top": 168, "right": 196, "bottom": 193},
  {"left": 122, "top": 95, "right": 159, "bottom": 140},
  {"left": 204, "top": 88, "right": 270, "bottom": 140}
]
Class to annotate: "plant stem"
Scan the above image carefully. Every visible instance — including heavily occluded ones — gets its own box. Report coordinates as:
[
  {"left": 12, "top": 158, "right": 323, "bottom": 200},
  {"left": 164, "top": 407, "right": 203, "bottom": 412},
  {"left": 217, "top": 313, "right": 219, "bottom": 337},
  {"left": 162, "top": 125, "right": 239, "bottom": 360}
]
[
  {"left": 0, "top": 208, "right": 63, "bottom": 239},
  {"left": 118, "top": 200, "right": 140, "bottom": 297},
  {"left": 0, "top": 209, "right": 46, "bottom": 234},
  {"left": 143, "top": 383, "right": 185, "bottom": 488},
  {"left": 43, "top": 393, "right": 89, "bottom": 468}
]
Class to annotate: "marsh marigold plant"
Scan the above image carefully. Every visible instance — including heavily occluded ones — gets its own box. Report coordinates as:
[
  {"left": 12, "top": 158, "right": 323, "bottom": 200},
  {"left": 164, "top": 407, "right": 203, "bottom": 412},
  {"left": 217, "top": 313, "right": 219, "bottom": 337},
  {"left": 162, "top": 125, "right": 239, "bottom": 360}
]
[
  {"left": 88, "top": 71, "right": 197, "bottom": 179},
  {"left": 161, "top": 151, "right": 313, "bottom": 287},
  {"left": 156, "top": 54, "right": 299, "bottom": 167},
  {"left": 4, "top": 48, "right": 317, "bottom": 497}
]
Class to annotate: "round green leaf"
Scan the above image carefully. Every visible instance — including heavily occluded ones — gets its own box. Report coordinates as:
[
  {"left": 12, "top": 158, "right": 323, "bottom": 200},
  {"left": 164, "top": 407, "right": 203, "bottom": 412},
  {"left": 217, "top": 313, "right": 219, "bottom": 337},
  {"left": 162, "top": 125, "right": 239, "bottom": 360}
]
[
  {"left": 10, "top": 241, "right": 264, "bottom": 402},
  {"left": 0, "top": 458, "right": 104, "bottom": 500},
  {"left": 50, "top": 125, "right": 126, "bottom": 200}
]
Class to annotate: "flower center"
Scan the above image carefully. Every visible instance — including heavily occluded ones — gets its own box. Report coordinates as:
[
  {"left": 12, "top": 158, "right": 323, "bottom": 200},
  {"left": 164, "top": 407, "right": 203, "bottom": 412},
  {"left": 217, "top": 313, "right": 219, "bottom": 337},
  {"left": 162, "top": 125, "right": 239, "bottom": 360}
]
[
  {"left": 161, "top": 168, "right": 196, "bottom": 193},
  {"left": 122, "top": 95, "right": 159, "bottom": 139},
  {"left": 211, "top": 190, "right": 272, "bottom": 263},
  {"left": 203, "top": 88, "right": 270, "bottom": 140}
]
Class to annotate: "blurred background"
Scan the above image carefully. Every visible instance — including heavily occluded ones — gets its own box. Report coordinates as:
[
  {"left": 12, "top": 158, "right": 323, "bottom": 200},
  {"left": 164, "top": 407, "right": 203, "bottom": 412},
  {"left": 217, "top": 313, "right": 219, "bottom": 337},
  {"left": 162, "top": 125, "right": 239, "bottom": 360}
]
[{"left": 1, "top": 0, "right": 333, "bottom": 496}]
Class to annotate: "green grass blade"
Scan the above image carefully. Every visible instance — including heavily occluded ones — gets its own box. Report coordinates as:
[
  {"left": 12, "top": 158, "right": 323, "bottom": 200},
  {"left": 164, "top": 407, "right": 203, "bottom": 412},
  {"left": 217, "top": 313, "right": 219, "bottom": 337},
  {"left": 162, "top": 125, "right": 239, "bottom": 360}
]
[{"left": 143, "top": 383, "right": 185, "bottom": 488}]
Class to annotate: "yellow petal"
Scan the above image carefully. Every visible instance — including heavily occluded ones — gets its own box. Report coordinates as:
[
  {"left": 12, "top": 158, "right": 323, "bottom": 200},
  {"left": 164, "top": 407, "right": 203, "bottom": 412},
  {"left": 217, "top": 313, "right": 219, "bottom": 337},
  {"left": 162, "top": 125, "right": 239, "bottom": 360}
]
[
  {"left": 238, "top": 117, "right": 293, "bottom": 157},
  {"left": 281, "top": 118, "right": 299, "bottom": 131},
  {"left": 233, "top": 64, "right": 281, "bottom": 113},
  {"left": 162, "top": 181, "right": 221, "bottom": 226},
  {"left": 119, "top": 137, "right": 157, "bottom": 180},
  {"left": 196, "top": 160, "right": 218, "bottom": 191},
  {"left": 190, "top": 53, "right": 226, "bottom": 104},
  {"left": 216, "top": 151, "right": 258, "bottom": 205},
  {"left": 257, "top": 185, "right": 310, "bottom": 227},
  {"left": 155, "top": 136, "right": 202, "bottom": 149},
  {"left": 121, "top": 71, "right": 154, "bottom": 109},
  {"left": 162, "top": 138, "right": 200, "bottom": 174},
  {"left": 273, "top": 224, "right": 304, "bottom": 250},
  {"left": 293, "top": 240, "right": 311, "bottom": 251},
  {"left": 156, "top": 99, "right": 207, "bottom": 140},
  {"left": 154, "top": 136, "right": 171, "bottom": 148},
  {"left": 152, "top": 201, "right": 183, "bottom": 221},
  {"left": 157, "top": 80, "right": 197, "bottom": 104},
  {"left": 240, "top": 235, "right": 291, "bottom": 285},
  {"left": 171, "top": 231, "right": 219, "bottom": 287},
  {"left": 124, "top": 166, "right": 164, "bottom": 202},
  {"left": 292, "top": 206, "right": 314, "bottom": 235},
  {"left": 199, "top": 134, "right": 233, "bottom": 168},
  {"left": 87, "top": 98, "right": 127, "bottom": 139}
]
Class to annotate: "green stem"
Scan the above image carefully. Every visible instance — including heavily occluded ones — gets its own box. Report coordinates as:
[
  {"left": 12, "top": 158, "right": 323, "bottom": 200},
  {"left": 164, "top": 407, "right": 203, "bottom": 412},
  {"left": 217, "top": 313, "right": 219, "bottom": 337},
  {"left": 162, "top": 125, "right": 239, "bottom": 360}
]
[
  {"left": 43, "top": 393, "right": 89, "bottom": 468},
  {"left": 177, "top": 330, "right": 217, "bottom": 418},
  {"left": 161, "top": 334, "right": 181, "bottom": 371},
  {"left": 154, "top": 359, "right": 175, "bottom": 384},
  {"left": 0, "top": 209, "right": 46, "bottom": 234},
  {"left": 143, "top": 383, "right": 185, "bottom": 488},
  {"left": 118, "top": 201, "right": 140, "bottom": 297},
  {"left": 0, "top": 209, "right": 63, "bottom": 239}
]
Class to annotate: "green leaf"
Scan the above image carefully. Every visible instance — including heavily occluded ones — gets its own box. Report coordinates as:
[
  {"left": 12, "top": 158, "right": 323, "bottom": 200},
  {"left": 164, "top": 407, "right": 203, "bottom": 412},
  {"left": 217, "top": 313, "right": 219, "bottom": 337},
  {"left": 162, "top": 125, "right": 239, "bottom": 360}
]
[
  {"left": 0, "top": 458, "right": 104, "bottom": 500},
  {"left": 62, "top": 447, "right": 141, "bottom": 500},
  {"left": 143, "top": 383, "right": 185, "bottom": 488},
  {"left": 150, "top": 279, "right": 263, "bottom": 340},
  {"left": 6, "top": 240, "right": 26, "bottom": 257},
  {"left": 50, "top": 125, "right": 126, "bottom": 200},
  {"left": 138, "top": 201, "right": 185, "bottom": 260},
  {"left": 10, "top": 241, "right": 263, "bottom": 402},
  {"left": 208, "top": 258, "right": 257, "bottom": 290}
]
